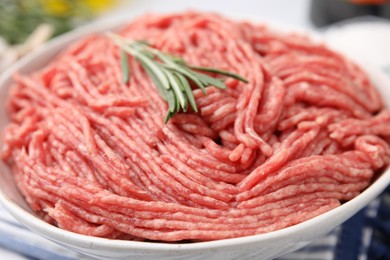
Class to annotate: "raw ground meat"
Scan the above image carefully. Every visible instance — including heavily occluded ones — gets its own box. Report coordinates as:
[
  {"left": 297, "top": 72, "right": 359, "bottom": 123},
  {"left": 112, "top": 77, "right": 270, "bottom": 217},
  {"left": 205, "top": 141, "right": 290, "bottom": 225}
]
[{"left": 2, "top": 11, "right": 390, "bottom": 242}]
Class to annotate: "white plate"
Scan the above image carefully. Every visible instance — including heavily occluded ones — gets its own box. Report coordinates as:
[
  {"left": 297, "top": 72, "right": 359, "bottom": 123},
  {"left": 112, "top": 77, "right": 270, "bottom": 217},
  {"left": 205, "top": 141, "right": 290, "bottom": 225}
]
[{"left": 0, "top": 15, "right": 389, "bottom": 260}]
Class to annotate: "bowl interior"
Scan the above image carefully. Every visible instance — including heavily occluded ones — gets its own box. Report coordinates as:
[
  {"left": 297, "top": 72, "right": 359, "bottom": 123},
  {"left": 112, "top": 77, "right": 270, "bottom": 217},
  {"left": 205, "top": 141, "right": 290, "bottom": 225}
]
[{"left": 0, "top": 14, "right": 390, "bottom": 259}]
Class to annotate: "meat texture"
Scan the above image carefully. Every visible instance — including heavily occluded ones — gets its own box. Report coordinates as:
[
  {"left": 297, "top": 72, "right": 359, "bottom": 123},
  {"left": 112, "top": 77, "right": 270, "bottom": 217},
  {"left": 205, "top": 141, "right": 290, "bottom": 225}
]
[{"left": 2, "top": 12, "right": 390, "bottom": 242}]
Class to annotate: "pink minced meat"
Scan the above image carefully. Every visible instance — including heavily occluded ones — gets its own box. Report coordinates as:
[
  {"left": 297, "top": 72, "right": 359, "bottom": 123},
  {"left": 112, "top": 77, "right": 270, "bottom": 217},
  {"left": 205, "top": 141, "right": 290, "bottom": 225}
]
[{"left": 2, "top": 12, "right": 390, "bottom": 242}]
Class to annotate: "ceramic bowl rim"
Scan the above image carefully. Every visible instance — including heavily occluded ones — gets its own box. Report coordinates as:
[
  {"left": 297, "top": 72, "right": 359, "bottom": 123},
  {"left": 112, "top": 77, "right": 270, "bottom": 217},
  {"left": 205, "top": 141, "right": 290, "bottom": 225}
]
[{"left": 0, "top": 12, "right": 389, "bottom": 252}]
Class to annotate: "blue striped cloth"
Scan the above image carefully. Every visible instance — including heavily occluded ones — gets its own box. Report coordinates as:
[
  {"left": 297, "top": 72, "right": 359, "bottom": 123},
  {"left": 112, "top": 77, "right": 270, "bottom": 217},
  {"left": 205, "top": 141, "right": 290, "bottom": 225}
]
[
  {"left": 0, "top": 190, "right": 388, "bottom": 260},
  {"left": 278, "top": 197, "right": 382, "bottom": 260}
]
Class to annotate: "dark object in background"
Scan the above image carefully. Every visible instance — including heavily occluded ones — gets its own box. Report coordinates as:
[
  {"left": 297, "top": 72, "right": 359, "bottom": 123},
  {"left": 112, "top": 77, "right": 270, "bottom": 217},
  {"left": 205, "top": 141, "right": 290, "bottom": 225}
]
[{"left": 310, "top": 0, "right": 390, "bottom": 27}]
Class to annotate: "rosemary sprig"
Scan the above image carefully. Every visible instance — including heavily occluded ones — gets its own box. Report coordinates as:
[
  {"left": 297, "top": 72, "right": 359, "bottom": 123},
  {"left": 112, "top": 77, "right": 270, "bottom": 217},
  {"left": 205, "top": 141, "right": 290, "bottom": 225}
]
[{"left": 107, "top": 32, "right": 248, "bottom": 123}]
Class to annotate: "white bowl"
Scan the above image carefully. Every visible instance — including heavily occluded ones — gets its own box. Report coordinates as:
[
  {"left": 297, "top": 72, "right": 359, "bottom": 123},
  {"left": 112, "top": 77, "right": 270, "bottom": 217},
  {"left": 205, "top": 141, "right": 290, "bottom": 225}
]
[{"left": 0, "top": 15, "right": 390, "bottom": 260}]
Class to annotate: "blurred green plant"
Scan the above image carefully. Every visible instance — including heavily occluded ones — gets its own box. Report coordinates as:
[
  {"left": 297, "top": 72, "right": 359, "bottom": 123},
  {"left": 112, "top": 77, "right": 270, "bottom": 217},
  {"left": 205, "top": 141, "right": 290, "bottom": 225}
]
[{"left": 0, "top": 0, "right": 116, "bottom": 44}]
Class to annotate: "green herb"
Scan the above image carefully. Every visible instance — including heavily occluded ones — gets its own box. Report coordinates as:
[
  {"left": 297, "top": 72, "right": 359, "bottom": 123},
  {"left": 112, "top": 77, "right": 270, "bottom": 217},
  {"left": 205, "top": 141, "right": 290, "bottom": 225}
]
[
  {"left": 120, "top": 49, "right": 130, "bottom": 84},
  {"left": 107, "top": 32, "right": 248, "bottom": 123},
  {"left": 0, "top": 0, "right": 102, "bottom": 45}
]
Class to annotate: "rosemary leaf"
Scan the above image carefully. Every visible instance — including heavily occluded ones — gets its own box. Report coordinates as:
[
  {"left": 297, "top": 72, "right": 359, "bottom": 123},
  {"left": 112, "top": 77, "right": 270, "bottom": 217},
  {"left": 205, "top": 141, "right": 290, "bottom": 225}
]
[
  {"left": 107, "top": 33, "right": 248, "bottom": 123},
  {"left": 141, "top": 60, "right": 169, "bottom": 101},
  {"left": 175, "top": 72, "right": 197, "bottom": 112},
  {"left": 174, "top": 73, "right": 191, "bottom": 113},
  {"left": 194, "top": 72, "right": 227, "bottom": 90},
  {"left": 120, "top": 49, "right": 130, "bottom": 84},
  {"left": 166, "top": 65, "right": 207, "bottom": 94},
  {"left": 164, "top": 68, "right": 187, "bottom": 109},
  {"left": 166, "top": 89, "right": 176, "bottom": 113},
  {"left": 189, "top": 66, "right": 249, "bottom": 83},
  {"left": 164, "top": 111, "right": 173, "bottom": 124}
]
